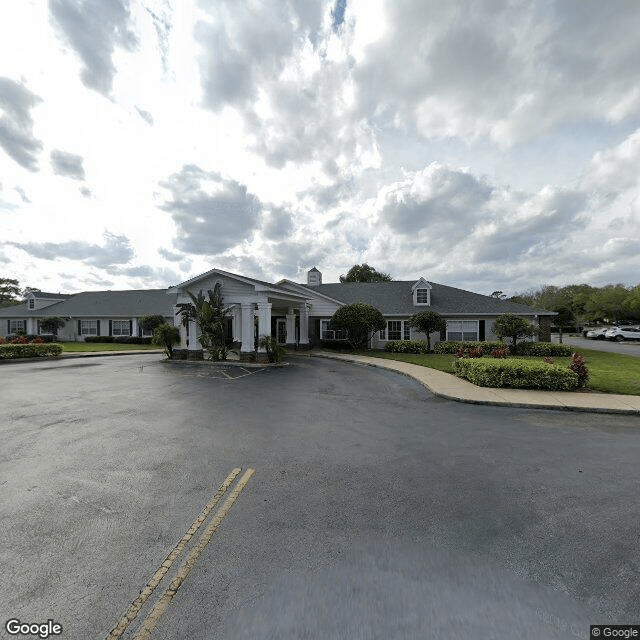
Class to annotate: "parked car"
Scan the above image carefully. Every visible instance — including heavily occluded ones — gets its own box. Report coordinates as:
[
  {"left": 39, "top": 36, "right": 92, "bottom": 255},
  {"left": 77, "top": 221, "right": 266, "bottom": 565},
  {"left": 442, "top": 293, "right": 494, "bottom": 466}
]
[
  {"left": 605, "top": 326, "right": 640, "bottom": 342},
  {"left": 585, "top": 327, "right": 609, "bottom": 340}
]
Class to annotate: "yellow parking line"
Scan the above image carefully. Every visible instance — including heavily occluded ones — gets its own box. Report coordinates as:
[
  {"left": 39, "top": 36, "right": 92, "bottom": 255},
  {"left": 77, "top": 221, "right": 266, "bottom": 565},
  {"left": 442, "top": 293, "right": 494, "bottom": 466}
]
[
  {"left": 133, "top": 468, "right": 255, "bottom": 640},
  {"left": 105, "top": 467, "right": 242, "bottom": 640}
]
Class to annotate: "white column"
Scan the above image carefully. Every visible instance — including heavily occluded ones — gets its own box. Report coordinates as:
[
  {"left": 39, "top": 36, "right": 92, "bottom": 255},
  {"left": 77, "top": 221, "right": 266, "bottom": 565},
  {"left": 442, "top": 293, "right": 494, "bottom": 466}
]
[
  {"left": 173, "top": 306, "right": 187, "bottom": 348},
  {"left": 131, "top": 318, "right": 138, "bottom": 337},
  {"left": 257, "top": 301, "right": 272, "bottom": 352},
  {"left": 188, "top": 319, "right": 201, "bottom": 350},
  {"left": 299, "top": 303, "right": 309, "bottom": 345},
  {"left": 232, "top": 306, "right": 241, "bottom": 342},
  {"left": 27, "top": 318, "right": 37, "bottom": 335},
  {"left": 286, "top": 307, "right": 296, "bottom": 345},
  {"left": 240, "top": 303, "right": 254, "bottom": 353}
]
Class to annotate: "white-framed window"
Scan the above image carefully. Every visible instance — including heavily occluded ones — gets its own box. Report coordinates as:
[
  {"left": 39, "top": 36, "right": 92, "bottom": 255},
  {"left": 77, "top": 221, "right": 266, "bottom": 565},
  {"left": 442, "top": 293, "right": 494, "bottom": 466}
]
[
  {"left": 321, "top": 319, "right": 347, "bottom": 340},
  {"left": 9, "top": 319, "right": 25, "bottom": 333},
  {"left": 446, "top": 320, "right": 479, "bottom": 341},
  {"left": 387, "top": 320, "right": 402, "bottom": 340},
  {"left": 81, "top": 320, "right": 98, "bottom": 336},
  {"left": 415, "top": 289, "right": 429, "bottom": 304},
  {"left": 379, "top": 320, "right": 411, "bottom": 341},
  {"left": 28, "top": 298, "right": 35, "bottom": 309},
  {"left": 141, "top": 326, "right": 154, "bottom": 337},
  {"left": 112, "top": 320, "right": 130, "bottom": 336}
]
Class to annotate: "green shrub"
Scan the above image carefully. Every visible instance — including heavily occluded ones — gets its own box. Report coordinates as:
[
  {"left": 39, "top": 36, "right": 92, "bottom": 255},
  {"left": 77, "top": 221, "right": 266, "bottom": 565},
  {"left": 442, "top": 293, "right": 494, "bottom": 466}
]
[
  {"left": 434, "top": 340, "right": 504, "bottom": 354},
  {"left": 384, "top": 340, "right": 429, "bottom": 354},
  {"left": 516, "top": 342, "right": 573, "bottom": 357},
  {"left": 259, "top": 336, "right": 286, "bottom": 363},
  {"left": 453, "top": 358, "right": 579, "bottom": 390},
  {"left": 84, "top": 336, "right": 114, "bottom": 343},
  {"left": 112, "top": 336, "right": 152, "bottom": 344},
  {"left": 25, "top": 334, "right": 56, "bottom": 343},
  {"left": 0, "top": 343, "right": 63, "bottom": 359},
  {"left": 152, "top": 323, "right": 181, "bottom": 359}
]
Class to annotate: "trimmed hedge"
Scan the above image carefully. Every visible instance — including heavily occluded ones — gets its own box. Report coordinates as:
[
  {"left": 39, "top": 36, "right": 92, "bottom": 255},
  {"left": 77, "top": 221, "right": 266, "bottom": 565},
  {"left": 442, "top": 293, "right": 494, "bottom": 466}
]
[
  {"left": 384, "top": 340, "right": 429, "bottom": 354},
  {"left": 453, "top": 358, "right": 579, "bottom": 391},
  {"left": 515, "top": 342, "right": 573, "bottom": 357},
  {"left": 0, "top": 343, "right": 63, "bottom": 359},
  {"left": 434, "top": 340, "right": 504, "bottom": 354}
]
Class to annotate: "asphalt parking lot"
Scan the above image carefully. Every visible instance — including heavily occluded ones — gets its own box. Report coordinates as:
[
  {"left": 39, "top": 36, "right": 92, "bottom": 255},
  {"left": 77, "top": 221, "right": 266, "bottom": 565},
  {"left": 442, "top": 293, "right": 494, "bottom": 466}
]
[{"left": 1, "top": 353, "right": 639, "bottom": 639}]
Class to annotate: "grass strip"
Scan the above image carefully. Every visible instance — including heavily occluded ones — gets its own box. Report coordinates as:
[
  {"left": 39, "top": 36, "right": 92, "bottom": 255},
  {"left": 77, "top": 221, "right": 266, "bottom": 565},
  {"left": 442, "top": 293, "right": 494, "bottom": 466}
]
[{"left": 355, "top": 348, "right": 640, "bottom": 396}]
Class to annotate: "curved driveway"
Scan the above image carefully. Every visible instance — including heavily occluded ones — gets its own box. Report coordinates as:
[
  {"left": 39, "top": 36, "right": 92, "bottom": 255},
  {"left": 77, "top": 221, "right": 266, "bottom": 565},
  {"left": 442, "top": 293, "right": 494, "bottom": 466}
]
[{"left": 1, "top": 354, "right": 639, "bottom": 639}]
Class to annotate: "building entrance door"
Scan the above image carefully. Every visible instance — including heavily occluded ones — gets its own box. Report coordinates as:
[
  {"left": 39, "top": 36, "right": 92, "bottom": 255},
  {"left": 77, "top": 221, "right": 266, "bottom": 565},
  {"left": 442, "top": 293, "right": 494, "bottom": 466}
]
[{"left": 276, "top": 319, "right": 287, "bottom": 345}]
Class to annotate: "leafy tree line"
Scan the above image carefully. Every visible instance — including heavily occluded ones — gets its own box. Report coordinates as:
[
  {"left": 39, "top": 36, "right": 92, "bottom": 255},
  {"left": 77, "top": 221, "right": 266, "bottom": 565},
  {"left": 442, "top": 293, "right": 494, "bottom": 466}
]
[{"left": 508, "top": 283, "right": 640, "bottom": 326}]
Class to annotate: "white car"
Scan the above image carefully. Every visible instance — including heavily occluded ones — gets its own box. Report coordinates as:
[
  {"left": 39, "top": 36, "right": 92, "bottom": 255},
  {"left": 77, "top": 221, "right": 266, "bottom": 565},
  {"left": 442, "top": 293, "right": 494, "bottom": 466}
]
[
  {"left": 605, "top": 326, "right": 640, "bottom": 342},
  {"left": 585, "top": 327, "right": 609, "bottom": 340}
]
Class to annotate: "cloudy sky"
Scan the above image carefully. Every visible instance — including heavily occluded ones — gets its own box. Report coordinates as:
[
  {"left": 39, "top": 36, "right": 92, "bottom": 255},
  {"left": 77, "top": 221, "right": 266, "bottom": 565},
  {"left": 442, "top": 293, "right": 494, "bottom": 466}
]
[{"left": 1, "top": 0, "right": 640, "bottom": 295}]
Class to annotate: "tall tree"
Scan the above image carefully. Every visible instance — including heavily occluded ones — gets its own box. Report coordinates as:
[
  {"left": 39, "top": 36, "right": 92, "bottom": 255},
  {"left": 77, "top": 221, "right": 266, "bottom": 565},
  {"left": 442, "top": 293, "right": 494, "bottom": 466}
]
[
  {"left": 493, "top": 313, "right": 538, "bottom": 354},
  {"left": 0, "top": 278, "right": 21, "bottom": 307},
  {"left": 339, "top": 264, "right": 392, "bottom": 283},
  {"left": 330, "top": 303, "right": 386, "bottom": 350},
  {"left": 409, "top": 310, "right": 446, "bottom": 352}
]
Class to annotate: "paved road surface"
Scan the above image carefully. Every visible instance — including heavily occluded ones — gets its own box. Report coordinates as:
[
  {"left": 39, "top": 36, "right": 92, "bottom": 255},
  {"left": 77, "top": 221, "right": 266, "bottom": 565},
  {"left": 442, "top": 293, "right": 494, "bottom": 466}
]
[
  {"left": 553, "top": 333, "right": 640, "bottom": 357},
  {"left": 1, "top": 354, "right": 639, "bottom": 639}
]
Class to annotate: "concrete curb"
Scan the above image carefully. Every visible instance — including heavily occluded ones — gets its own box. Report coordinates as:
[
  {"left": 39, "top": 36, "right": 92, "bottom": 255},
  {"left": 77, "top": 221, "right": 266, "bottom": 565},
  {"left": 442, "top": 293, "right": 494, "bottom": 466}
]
[{"left": 308, "top": 351, "right": 640, "bottom": 416}]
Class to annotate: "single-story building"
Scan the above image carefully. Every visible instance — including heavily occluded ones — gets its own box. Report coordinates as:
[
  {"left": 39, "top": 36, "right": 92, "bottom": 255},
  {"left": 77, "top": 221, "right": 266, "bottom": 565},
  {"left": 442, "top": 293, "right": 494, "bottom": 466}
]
[
  {"left": 168, "top": 267, "right": 556, "bottom": 361},
  {"left": 0, "top": 289, "right": 175, "bottom": 341}
]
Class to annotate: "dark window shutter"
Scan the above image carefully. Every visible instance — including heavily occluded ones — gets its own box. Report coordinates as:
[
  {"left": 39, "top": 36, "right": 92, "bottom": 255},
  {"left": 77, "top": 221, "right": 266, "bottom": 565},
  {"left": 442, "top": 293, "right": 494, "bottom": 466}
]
[
  {"left": 129, "top": 320, "right": 133, "bottom": 336},
  {"left": 109, "top": 320, "right": 112, "bottom": 336},
  {"left": 78, "top": 320, "right": 82, "bottom": 334},
  {"left": 97, "top": 321, "right": 101, "bottom": 336},
  {"left": 479, "top": 320, "right": 485, "bottom": 341}
]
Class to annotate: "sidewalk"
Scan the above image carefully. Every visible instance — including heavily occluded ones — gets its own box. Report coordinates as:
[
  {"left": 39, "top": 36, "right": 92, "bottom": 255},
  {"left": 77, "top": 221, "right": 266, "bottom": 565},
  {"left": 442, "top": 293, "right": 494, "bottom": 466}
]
[{"left": 309, "top": 351, "right": 640, "bottom": 416}]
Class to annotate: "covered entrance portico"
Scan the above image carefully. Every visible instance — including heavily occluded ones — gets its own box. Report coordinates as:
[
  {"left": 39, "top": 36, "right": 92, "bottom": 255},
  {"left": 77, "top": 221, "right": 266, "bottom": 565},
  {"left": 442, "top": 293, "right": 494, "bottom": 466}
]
[{"left": 168, "top": 268, "right": 311, "bottom": 362}]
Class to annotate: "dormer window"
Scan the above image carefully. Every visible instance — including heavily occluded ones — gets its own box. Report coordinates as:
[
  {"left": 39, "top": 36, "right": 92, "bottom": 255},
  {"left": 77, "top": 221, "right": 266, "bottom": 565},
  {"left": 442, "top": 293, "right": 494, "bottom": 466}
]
[
  {"left": 412, "top": 278, "right": 432, "bottom": 306},
  {"left": 415, "top": 289, "right": 429, "bottom": 304},
  {"left": 29, "top": 297, "right": 35, "bottom": 309}
]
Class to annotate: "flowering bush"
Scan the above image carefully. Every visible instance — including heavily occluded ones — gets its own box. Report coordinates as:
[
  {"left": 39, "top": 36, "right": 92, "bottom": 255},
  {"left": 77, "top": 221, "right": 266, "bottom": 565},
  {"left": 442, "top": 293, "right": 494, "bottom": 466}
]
[
  {"left": 0, "top": 336, "right": 5, "bottom": 345},
  {"left": 455, "top": 346, "right": 467, "bottom": 358},
  {"left": 10, "top": 335, "right": 29, "bottom": 344},
  {"left": 30, "top": 337, "right": 45, "bottom": 344},
  {"left": 491, "top": 346, "right": 509, "bottom": 358},
  {"left": 569, "top": 353, "right": 589, "bottom": 387},
  {"left": 543, "top": 356, "right": 554, "bottom": 364},
  {"left": 468, "top": 346, "right": 483, "bottom": 358}
]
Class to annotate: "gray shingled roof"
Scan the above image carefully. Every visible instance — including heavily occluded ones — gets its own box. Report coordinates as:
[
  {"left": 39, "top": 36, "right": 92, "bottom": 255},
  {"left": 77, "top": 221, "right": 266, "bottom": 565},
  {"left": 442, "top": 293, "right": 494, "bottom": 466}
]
[
  {"left": 306, "top": 281, "right": 554, "bottom": 316},
  {"left": 28, "top": 292, "right": 73, "bottom": 300},
  {"left": 0, "top": 289, "right": 175, "bottom": 318}
]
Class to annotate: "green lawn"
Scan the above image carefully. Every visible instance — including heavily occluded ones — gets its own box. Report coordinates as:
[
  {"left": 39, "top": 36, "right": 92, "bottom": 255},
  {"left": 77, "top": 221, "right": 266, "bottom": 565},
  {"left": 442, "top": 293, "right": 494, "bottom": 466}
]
[
  {"left": 358, "top": 348, "right": 640, "bottom": 396},
  {"left": 59, "top": 342, "right": 162, "bottom": 352}
]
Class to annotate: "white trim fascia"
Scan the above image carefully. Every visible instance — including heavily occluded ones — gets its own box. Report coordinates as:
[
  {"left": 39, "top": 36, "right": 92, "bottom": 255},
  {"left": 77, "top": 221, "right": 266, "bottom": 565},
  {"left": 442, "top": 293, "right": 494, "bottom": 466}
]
[
  {"left": 168, "top": 267, "right": 272, "bottom": 293},
  {"left": 277, "top": 280, "right": 346, "bottom": 306},
  {"left": 411, "top": 278, "right": 432, "bottom": 291}
]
